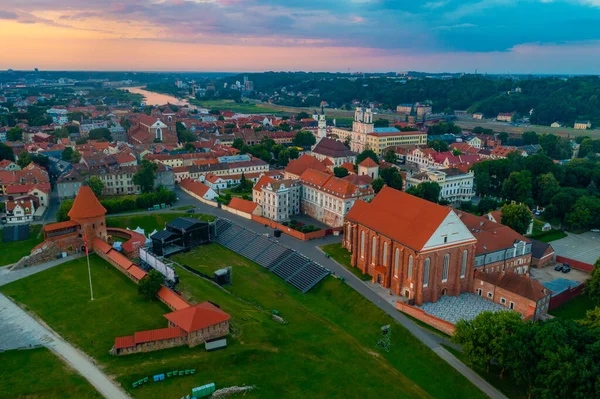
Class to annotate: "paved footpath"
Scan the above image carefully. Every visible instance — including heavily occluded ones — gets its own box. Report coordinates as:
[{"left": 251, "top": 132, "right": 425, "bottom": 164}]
[
  {"left": 0, "top": 259, "right": 129, "bottom": 399},
  {"left": 178, "top": 187, "right": 508, "bottom": 399}
]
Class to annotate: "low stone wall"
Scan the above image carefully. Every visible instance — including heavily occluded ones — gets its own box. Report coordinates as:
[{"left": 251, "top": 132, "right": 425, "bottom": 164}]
[
  {"left": 549, "top": 283, "right": 586, "bottom": 311},
  {"left": 221, "top": 205, "right": 253, "bottom": 220},
  {"left": 178, "top": 185, "right": 219, "bottom": 208},
  {"left": 187, "top": 321, "right": 230, "bottom": 347},
  {"left": 111, "top": 335, "right": 189, "bottom": 356},
  {"left": 396, "top": 302, "right": 455, "bottom": 335},
  {"left": 9, "top": 242, "right": 63, "bottom": 271}
]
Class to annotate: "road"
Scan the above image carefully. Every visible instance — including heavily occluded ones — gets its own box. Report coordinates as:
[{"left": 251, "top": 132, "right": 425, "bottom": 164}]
[{"left": 175, "top": 187, "right": 508, "bottom": 399}]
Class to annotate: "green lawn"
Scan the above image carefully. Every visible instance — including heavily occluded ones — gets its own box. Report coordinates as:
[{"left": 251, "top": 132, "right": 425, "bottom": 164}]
[
  {"left": 1, "top": 242, "right": 487, "bottom": 399},
  {"left": 1, "top": 255, "right": 170, "bottom": 363},
  {"left": 0, "top": 347, "right": 103, "bottom": 399},
  {"left": 441, "top": 345, "right": 528, "bottom": 399},
  {"left": 106, "top": 212, "right": 215, "bottom": 232},
  {"left": 171, "top": 205, "right": 195, "bottom": 211},
  {"left": 550, "top": 294, "right": 596, "bottom": 320},
  {"left": 189, "top": 99, "right": 280, "bottom": 114},
  {"left": 0, "top": 224, "right": 44, "bottom": 267},
  {"left": 527, "top": 229, "right": 567, "bottom": 243},
  {"left": 320, "top": 243, "right": 372, "bottom": 281}
]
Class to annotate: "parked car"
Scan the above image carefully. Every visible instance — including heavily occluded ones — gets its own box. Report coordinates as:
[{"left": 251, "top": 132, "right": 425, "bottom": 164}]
[
  {"left": 186, "top": 209, "right": 195, "bottom": 213},
  {"left": 555, "top": 264, "right": 563, "bottom": 271},
  {"left": 562, "top": 267, "right": 571, "bottom": 273},
  {"left": 591, "top": 228, "right": 600, "bottom": 233}
]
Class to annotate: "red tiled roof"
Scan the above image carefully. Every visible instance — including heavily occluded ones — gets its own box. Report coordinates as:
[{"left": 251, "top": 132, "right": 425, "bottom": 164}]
[
  {"left": 164, "top": 302, "right": 231, "bottom": 333},
  {"left": 339, "top": 162, "right": 356, "bottom": 173},
  {"left": 227, "top": 197, "right": 258, "bottom": 214},
  {"left": 114, "top": 335, "right": 135, "bottom": 350},
  {"left": 43, "top": 220, "right": 79, "bottom": 232},
  {"left": 345, "top": 187, "right": 455, "bottom": 251},
  {"left": 179, "top": 178, "right": 212, "bottom": 198},
  {"left": 92, "top": 237, "right": 112, "bottom": 254},
  {"left": 107, "top": 249, "right": 134, "bottom": 270},
  {"left": 134, "top": 327, "right": 185, "bottom": 344},
  {"left": 474, "top": 270, "right": 549, "bottom": 301},
  {"left": 128, "top": 265, "right": 147, "bottom": 280},
  {"left": 285, "top": 154, "right": 330, "bottom": 177},
  {"left": 359, "top": 157, "right": 378, "bottom": 168},
  {"left": 253, "top": 175, "right": 275, "bottom": 191},
  {"left": 157, "top": 286, "right": 190, "bottom": 311},
  {"left": 68, "top": 186, "right": 107, "bottom": 220},
  {"left": 457, "top": 211, "right": 529, "bottom": 254}
]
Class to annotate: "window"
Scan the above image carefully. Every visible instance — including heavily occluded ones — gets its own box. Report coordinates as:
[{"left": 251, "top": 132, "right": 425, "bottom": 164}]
[
  {"left": 346, "top": 224, "right": 352, "bottom": 242},
  {"left": 460, "top": 250, "right": 467, "bottom": 278},
  {"left": 443, "top": 236, "right": 448, "bottom": 243},
  {"left": 394, "top": 249, "right": 400, "bottom": 278},
  {"left": 501, "top": 297, "right": 506, "bottom": 304},
  {"left": 371, "top": 236, "right": 377, "bottom": 264},
  {"left": 383, "top": 242, "right": 388, "bottom": 266},
  {"left": 477, "top": 288, "right": 482, "bottom": 296},
  {"left": 442, "top": 254, "right": 450, "bottom": 282},
  {"left": 360, "top": 231, "right": 365, "bottom": 258},
  {"left": 487, "top": 292, "right": 493, "bottom": 299},
  {"left": 407, "top": 255, "right": 413, "bottom": 279},
  {"left": 423, "top": 258, "right": 430, "bottom": 287},
  {"left": 509, "top": 302, "right": 515, "bottom": 310}
]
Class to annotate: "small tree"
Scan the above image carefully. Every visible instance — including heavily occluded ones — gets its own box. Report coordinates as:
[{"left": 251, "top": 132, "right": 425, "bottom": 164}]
[
  {"left": 0, "top": 143, "right": 14, "bottom": 162},
  {"left": 138, "top": 270, "right": 164, "bottom": 301},
  {"left": 17, "top": 151, "right": 31, "bottom": 168},
  {"left": 56, "top": 200, "right": 74, "bottom": 222},
  {"left": 133, "top": 160, "right": 158, "bottom": 193},
  {"left": 383, "top": 149, "right": 397, "bottom": 164},
  {"left": 334, "top": 167, "right": 349, "bottom": 178},
  {"left": 372, "top": 177, "right": 385, "bottom": 193},
  {"left": 86, "top": 176, "right": 105, "bottom": 198},
  {"left": 356, "top": 149, "right": 379, "bottom": 166},
  {"left": 500, "top": 203, "right": 532, "bottom": 235},
  {"left": 587, "top": 258, "right": 600, "bottom": 304},
  {"left": 71, "top": 150, "right": 82, "bottom": 164}
]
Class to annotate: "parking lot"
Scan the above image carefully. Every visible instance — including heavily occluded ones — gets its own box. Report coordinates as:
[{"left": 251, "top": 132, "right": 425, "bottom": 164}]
[
  {"left": 530, "top": 265, "right": 589, "bottom": 285},
  {"left": 550, "top": 231, "right": 600, "bottom": 265}
]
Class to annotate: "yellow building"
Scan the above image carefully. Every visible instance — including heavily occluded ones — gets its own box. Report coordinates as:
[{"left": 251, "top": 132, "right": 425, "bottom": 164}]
[{"left": 365, "top": 129, "right": 428, "bottom": 156}]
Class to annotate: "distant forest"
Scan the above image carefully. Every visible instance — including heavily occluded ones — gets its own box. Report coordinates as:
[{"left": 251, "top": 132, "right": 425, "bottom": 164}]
[{"left": 223, "top": 72, "right": 600, "bottom": 128}]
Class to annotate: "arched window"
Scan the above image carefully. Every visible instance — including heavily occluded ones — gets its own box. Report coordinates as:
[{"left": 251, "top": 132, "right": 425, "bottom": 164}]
[
  {"left": 460, "top": 250, "right": 468, "bottom": 278},
  {"left": 394, "top": 249, "right": 400, "bottom": 278},
  {"left": 156, "top": 127, "right": 163, "bottom": 141},
  {"left": 371, "top": 236, "right": 377, "bottom": 264},
  {"left": 407, "top": 255, "right": 414, "bottom": 279},
  {"left": 423, "top": 258, "right": 430, "bottom": 287},
  {"left": 360, "top": 231, "right": 365, "bottom": 258},
  {"left": 383, "top": 242, "right": 388, "bottom": 266},
  {"left": 442, "top": 254, "right": 450, "bottom": 282},
  {"left": 346, "top": 224, "right": 352, "bottom": 243}
]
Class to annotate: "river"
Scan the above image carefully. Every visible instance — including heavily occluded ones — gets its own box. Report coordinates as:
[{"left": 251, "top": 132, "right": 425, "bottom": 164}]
[{"left": 119, "top": 86, "right": 195, "bottom": 108}]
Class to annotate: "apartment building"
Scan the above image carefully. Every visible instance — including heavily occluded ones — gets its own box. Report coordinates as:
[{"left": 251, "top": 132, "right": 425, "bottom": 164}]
[{"left": 406, "top": 168, "right": 475, "bottom": 203}]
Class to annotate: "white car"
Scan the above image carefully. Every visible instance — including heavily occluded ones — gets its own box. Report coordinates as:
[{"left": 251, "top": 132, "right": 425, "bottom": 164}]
[{"left": 591, "top": 229, "right": 600, "bottom": 233}]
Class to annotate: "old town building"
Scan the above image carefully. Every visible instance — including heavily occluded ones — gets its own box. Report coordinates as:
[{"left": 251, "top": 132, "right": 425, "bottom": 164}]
[
  {"left": 406, "top": 168, "right": 475, "bottom": 203},
  {"left": 311, "top": 137, "right": 356, "bottom": 167},
  {"left": 343, "top": 187, "right": 477, "bottom": 305},
  {"left": 257, "top": 179, "right": 301, "bottom": 222}
]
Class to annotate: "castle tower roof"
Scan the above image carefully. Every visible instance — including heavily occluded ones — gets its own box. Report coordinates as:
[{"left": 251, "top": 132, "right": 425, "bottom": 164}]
[{"left": 68, "top": 186, "right": 107, "bottom": 220}]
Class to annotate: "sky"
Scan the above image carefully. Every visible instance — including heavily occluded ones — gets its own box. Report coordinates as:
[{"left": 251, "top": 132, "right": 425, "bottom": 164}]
[{"left": 1, "top": 0, "right": 600, "bottom": 73}]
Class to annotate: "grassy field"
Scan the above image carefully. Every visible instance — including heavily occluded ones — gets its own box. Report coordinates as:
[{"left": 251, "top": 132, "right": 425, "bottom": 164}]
[
  {"left": 106, "top": 212, "right": 215, "bottom": 232},
  {"left": 441, "top": 345, "right": 527, "bottom": 399},
  {"left": 527, "top": 229, "right": 567, "bottom": 243},
  {"left": 1, "top": 243, "right": 487, "bottom": 399},
  {"left": 171, "top": 205, "right": 195, "bottom": 211},
  {"left": 320, "top": 243, "right": 372, "bottom": 281},
  {"left": 550, "top": 294, "right": 596, "bottom": 320},
  {"left": 189, "top": 99, "right": 280, "bottom": 114},
  {"left": 0, "top": 347, "right": 103, "bottom": 399},
  {"left": 0, "top": 224, "right": 44, "bottom": 267}
]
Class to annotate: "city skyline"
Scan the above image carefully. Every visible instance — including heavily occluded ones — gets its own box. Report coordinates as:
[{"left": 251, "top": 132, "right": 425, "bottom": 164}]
[{"left": 2, "top": 1, "right": 600, "bottom": 73}]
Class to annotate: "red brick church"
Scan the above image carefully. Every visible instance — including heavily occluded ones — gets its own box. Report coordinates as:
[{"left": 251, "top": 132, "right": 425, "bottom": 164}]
[{"left": 343, "top": 187, "right": 477, "bottom": 305}]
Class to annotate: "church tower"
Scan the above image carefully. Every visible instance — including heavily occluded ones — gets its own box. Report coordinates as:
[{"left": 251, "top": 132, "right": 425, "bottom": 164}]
[{"left": 317, "top": 106, "right": 327, "bottom": 141}]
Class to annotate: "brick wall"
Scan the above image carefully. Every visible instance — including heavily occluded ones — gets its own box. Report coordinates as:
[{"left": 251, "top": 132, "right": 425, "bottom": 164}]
[
  {"left": 555, "top": 256, "right": 594, "bottom": 273},
  {"left": 396, "top": 302, "right": 455, "bottom": 335},
  {"left": 472, "top": 277, "right": 547, "bottom": 320},
  {"left": 251, "top": 215, "right": 327, "bottom": 241},
  {"left": 549, "top": 283, "right": 585, "bottom": 311}
]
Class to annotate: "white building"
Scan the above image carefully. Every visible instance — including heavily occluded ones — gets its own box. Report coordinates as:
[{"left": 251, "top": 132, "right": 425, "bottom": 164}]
[
  {"left": 47, "top": 108, "right": 68, "bottom": 125},
  {"left": 5, "top": 198, "right": 36, "bottom": 224},
  {"left": 405, "top": 168, "right": 475, "bottom": 203},
  {"left": 258, "top": 179, "right": 301, "bottom": 222}
]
